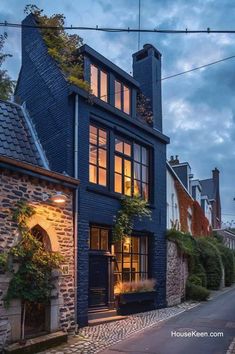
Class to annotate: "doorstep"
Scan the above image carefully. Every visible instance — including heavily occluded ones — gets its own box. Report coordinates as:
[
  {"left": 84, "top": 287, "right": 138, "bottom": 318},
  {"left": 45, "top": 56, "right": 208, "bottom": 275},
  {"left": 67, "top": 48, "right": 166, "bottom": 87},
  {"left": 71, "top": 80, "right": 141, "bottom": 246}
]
[
  {"left": 88, "top": 308, "right": 128, "bottom": 326},
  {"left": 4, "top": 331, "right": 67, "bottom": 354}
]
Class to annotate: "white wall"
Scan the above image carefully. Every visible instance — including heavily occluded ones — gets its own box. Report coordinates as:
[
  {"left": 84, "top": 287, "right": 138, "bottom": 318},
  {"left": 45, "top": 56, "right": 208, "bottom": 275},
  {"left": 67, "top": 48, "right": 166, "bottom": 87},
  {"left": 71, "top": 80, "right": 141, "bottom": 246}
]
[{"left": 167, "top": 170, "right": 180, "bottom": 229}]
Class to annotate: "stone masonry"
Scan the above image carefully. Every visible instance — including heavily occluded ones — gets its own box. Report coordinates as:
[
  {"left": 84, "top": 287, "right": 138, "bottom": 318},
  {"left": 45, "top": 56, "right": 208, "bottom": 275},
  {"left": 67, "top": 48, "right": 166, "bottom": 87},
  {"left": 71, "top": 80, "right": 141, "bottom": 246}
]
[
  {"left": 0, "top": 168, "right": 75, "bottom": 349},
  {"left": 166, "top": 241, "right": 189, "bottom": 306}
]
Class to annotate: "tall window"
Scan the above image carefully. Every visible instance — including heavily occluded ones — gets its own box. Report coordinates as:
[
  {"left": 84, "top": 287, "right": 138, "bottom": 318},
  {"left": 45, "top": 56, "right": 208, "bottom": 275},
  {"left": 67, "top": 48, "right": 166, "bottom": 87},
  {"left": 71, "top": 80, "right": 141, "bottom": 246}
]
[
  {"left": 89, "top": 125, "right": 107, "bottom": 186},
  {"left": 90, "top": 64, "right": 108, "bottom": 102},
  {"left": 114, "top": 80, "right": 130, "bottom": 115},
  {"left": 114, "top": 235, "right": 148, "bottom": 284},
  {"left": 114, "top": 137, "right": 149, "bottom": 200}
]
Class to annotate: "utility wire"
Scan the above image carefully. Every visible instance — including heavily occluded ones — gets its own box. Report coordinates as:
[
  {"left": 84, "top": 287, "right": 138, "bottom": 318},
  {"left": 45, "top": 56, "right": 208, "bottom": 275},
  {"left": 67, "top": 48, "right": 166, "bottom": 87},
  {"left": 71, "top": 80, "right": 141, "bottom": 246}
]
[{"left": 2, "top": 21, "right": 235, "bottom": 34}]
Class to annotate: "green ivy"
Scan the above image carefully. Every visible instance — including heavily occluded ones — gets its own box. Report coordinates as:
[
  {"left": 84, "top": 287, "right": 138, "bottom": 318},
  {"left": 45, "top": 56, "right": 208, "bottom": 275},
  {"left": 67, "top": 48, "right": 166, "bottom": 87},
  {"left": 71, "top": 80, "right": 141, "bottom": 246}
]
[
  {"left": 113, "top": 196, "right": 152, "bottom": 243},
  {"left": 24, "top": 5, "right": 90, "bottom": 92}
]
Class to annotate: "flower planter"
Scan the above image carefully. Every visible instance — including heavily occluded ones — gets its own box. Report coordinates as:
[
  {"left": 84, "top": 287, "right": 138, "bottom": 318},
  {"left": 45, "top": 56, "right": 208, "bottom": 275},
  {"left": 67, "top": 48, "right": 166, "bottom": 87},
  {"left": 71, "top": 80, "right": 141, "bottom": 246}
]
[{"left": 115, "top": 291, "right": 156, "bottom": 315}]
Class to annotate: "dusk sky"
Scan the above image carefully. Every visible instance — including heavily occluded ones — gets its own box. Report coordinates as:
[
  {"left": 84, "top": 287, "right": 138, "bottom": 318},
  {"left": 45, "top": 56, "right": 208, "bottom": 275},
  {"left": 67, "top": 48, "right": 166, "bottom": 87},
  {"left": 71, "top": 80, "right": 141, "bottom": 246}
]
[{"left": 1, "top": 0, "right": 235, "bottom": 226}]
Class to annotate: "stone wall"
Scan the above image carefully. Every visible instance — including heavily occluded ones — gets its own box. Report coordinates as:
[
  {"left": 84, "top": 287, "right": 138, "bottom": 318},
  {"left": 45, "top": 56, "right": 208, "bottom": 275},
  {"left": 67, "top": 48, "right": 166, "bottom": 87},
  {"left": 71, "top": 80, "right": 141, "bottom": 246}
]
[
  {"left": 0, "top": 169, "right": 75, "bottom": 348},
  {"left": 166, "top": 241, "right": 189, "bottom": 306}
]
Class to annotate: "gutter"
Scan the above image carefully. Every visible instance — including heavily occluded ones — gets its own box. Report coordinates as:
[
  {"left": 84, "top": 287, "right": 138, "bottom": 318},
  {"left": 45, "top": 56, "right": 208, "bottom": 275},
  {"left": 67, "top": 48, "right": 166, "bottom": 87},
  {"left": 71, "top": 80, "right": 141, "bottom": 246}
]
[{"left": 74, "top": 94, "right": 79, "bottom": 329}]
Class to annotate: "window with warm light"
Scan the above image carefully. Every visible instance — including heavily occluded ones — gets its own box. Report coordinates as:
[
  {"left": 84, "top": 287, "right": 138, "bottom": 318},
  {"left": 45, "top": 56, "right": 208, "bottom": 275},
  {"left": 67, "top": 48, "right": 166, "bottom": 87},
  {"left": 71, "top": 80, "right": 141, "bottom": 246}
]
[
  {"left": 114, "top": 137, "right": 149, "bottom": 200},
  {"left": 89, "top": 125, "right": 107, "bottom": 186},
  {"left": 90, "top": 64, "right": 108, "bottom": 102},
  {"left": 114, "top": 235, "right": 148, "bottom": 284},
  {"left": 90, "top": 226, "right": 110, "bottom": 251},
  {"left": 114, "top": 80, "right": 130, "bottom": 114}
]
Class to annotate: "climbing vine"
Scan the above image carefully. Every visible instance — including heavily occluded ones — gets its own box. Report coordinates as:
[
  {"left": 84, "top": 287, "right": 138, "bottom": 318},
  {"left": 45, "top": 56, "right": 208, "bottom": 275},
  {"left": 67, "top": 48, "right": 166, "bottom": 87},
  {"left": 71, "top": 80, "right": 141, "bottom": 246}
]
[
  {"left": 24, "top": 5, "right": 90, "bottom": 91},
  {"left": 3, "top": 200, "right": 63, "bottom": 341},
  {"left": 113, "top": 196, "right": 152, "bottom": 243}
]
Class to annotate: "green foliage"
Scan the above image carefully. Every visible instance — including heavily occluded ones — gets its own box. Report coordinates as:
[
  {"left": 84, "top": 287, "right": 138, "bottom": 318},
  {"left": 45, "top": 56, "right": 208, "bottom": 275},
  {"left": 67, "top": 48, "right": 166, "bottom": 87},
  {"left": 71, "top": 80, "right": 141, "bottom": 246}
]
[
  {"left": 186, "top": 281, "right": 210, "bottom": 301},
  {"left": 187, "top": 274, "right": 202, "bottom": 287},
  {"left": 0, "top": 33, "right": 15, "bottom": 100},
  {"left": 113, "top": 196, "right": 152, "bottom": 243},
  {"left": 197, "top": 238, "right": 223, "bottom": 290},
  {"left": 4, "top": 200, "right": 63, "bottom": 307},
  {"left": 24, "top": 5, "right": 90, "bottom": 91},
  {"left": 0, "top": 252, "right": 8, "bottom": 273},
  {"left": 167, "top": 229, "right": 197, "bottom": 256}
]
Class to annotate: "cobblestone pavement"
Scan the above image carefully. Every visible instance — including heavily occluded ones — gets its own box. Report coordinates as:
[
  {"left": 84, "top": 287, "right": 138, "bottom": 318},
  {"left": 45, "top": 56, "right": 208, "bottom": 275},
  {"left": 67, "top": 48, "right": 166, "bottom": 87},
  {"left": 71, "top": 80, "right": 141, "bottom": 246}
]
[
  {"left": 227, "top": 338, "right": 235, "bottom": 354},
  {"left": 39, "top": 302, "right": 199, "bottom": 354}
]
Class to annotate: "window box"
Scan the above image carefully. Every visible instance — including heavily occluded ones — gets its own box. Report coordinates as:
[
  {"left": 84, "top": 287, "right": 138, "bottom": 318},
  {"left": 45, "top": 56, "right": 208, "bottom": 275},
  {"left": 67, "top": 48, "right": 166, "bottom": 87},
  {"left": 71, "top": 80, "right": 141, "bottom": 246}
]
[{"left": 115, "top": 291, "right": 156, "bottom": 315}]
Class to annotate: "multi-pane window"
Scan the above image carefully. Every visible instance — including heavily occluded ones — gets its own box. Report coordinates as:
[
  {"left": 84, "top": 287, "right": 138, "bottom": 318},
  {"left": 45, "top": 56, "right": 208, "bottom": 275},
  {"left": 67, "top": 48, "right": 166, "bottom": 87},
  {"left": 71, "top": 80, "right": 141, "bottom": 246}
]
[
  {"left": 114, "top": 236, "right": 148, "bottom": 284},
  {"left": 114, "top": 138, "right": 149, "bottom": 200},
  {"left": 133, "top": 144, "right": 149, "bottom": 201},
  {"left": 90, "top": 64, "right": 108, "bottom": 102},
  {"left": 114, "top": 80, "right": 130, "bottom": 115},
  {"left": 90, "top": 226, "right": 109, "bottom": 251},
  {"left": 89, "top": 125, "right": 107, "bottom": 186}
]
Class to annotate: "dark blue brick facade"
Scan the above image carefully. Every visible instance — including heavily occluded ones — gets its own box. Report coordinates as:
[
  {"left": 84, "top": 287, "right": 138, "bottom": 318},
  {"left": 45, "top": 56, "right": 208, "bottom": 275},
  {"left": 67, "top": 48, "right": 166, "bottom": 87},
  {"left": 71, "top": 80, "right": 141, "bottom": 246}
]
[{"left": 16, "top": 14, "right": 170, "bottom": 327}]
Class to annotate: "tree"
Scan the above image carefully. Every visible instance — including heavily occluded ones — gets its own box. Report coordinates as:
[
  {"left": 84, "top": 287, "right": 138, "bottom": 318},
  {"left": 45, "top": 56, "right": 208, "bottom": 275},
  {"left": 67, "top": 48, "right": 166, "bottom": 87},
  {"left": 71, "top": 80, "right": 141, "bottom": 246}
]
[
  {"left": 4, "top": 201, "right": 63, "bottom": 342},
  {"left": 0, "top": 33, "right": 15, "bottom": 100}
]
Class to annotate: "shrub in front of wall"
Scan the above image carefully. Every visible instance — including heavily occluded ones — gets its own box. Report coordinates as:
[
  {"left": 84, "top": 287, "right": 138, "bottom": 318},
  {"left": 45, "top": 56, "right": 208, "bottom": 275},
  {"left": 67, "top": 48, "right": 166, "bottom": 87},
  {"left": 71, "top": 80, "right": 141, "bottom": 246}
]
[
  {"left": 186, "top": 281, "right": 210, "bottom": 301},
  {"left": 187, "top": 274, "right": 202, "bottom": 287},
  {"left": 218, "top": 245, "right": 235, "bottom": 287},
  {"left": 189, "top": 257, "right": 207, "bottom": 288},
  {"left": 197, "top": 238, "right": 223, "bottom": 290}
]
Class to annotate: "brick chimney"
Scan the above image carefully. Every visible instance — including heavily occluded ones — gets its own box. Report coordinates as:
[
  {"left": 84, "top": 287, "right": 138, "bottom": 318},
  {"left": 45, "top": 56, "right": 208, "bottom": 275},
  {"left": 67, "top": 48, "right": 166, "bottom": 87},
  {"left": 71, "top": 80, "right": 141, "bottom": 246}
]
[
  {"left": 132, "top": 44, "right": 162, "bottom": 131},
  {"left": 169, "top": 155, "right": 180, "bottom": 166}
]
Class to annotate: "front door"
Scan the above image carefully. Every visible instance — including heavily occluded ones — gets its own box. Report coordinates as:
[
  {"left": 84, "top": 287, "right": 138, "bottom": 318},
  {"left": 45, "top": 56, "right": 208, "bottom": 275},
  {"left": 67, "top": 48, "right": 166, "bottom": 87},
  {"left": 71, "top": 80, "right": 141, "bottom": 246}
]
[{"left": 89, "top": 255, "right": 108, "bottom": 308}]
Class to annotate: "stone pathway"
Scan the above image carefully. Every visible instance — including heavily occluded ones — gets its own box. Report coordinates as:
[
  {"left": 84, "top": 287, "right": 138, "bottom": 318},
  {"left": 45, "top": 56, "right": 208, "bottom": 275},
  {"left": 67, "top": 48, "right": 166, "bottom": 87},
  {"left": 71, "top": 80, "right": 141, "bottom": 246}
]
[{"left": 39, "top": 302, "right": 199, "bottom": 354}]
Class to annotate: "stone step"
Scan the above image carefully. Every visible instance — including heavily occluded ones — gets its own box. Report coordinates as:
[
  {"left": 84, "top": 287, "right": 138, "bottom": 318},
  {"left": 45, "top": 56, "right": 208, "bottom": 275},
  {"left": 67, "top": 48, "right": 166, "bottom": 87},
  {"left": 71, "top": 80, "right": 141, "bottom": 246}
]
[
  {"left": 88, "top": 309, "right": 117, "bottom": 321},
  {"left": 4, "top": 331, "right": 67, "bottom": 354},
  {"left": 89, "top": 315, "right": 128, "bottom": 326}
]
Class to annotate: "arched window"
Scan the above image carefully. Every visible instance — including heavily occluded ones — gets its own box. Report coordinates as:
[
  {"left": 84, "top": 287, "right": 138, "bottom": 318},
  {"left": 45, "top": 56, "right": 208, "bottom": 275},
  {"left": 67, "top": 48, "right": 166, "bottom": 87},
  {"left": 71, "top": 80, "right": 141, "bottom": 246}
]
[{"left": 31, "top": 225, "right": 52, "bottom": 252}]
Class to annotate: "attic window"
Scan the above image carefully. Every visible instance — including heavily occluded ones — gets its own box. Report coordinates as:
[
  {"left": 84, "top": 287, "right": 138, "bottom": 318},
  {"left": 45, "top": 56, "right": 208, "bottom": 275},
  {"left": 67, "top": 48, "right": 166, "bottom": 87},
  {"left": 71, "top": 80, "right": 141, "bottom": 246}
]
[
  {"left": 135, "top": 50, "right": 148, "bottom": 61},
  {"left": 90, "top": 64, "right": 108, "bottom": 102}
]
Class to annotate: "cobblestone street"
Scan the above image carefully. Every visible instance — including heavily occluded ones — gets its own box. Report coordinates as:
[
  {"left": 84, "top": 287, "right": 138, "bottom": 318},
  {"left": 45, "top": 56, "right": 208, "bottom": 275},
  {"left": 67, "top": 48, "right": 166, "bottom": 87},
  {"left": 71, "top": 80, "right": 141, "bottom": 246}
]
[{"left": 38, "top": 302, "right": 198, "bottom": 354}]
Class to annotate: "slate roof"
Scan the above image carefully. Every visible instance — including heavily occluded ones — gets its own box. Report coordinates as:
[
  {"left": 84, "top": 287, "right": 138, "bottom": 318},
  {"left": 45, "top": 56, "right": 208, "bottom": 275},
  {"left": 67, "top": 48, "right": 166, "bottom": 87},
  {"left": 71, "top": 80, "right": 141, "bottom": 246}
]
[
  {"left": 200, "top": 178, "right": 215, "bottom": 200},
  {"left": 0, "top": 100, "right": 46, "bottom": 167}
]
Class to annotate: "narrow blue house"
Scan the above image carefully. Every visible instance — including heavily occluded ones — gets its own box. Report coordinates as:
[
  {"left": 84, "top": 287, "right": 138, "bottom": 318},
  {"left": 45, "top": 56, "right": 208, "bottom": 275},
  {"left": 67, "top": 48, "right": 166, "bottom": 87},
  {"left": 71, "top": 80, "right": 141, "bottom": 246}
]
[{"left": 16, "top": 14, "right": 170, "bottom": 327}]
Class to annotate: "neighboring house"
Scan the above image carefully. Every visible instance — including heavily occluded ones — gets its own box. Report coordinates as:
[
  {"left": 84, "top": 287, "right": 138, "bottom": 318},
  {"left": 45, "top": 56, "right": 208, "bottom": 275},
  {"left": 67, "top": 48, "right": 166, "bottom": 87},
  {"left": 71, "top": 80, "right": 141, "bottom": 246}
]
[
  {"left": 216, "top": 229, "right": 235, "bottom": 250},
  {"left": 0, "top": 100, "right": 79, "bottom": 348},
  {"left": 200, "top": 168, "right": 221, "bottom": 229},
  {"left": 167, "top": 160, "right": 211, "bottom": 236},
  {"left": 15, "top": 14, "right": 170, "bottom": 326}
]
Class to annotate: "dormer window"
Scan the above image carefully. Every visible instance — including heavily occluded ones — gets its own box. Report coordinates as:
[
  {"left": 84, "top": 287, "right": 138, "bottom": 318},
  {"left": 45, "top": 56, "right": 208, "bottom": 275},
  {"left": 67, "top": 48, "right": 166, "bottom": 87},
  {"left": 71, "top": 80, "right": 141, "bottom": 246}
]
[
  {"left": 90, "top": 64, "right": 108, "bottom": 102},
  {"left": 115, "top": 80, "right": 130, "bottom": 115}
]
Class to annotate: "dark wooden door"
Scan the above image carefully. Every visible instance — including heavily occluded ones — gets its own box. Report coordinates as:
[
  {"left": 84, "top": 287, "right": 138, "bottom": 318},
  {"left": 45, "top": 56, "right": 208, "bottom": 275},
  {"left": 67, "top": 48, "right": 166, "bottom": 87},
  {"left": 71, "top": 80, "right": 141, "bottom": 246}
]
[{"left": 89, "top": 255, "right": 108, "bottom": 308}]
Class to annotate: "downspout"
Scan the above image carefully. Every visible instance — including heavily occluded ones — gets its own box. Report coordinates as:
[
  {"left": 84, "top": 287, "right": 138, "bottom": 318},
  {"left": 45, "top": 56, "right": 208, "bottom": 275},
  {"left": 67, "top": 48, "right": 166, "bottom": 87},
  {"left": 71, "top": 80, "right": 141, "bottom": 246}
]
[{"left": 74, "top": 94, "right": 79, "bottom": 330}]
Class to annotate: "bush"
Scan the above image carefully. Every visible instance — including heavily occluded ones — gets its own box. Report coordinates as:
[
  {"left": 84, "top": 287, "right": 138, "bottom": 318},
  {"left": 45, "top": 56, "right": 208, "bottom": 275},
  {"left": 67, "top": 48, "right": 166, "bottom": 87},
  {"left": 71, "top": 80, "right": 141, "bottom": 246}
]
[
  {"left": 186, "top": 281, "right": 210, "bottom": 301},
  {"left": 189, "top": 257, "right": 207, "bottom": 288},
  {"left": 188, "top": 274, "right": 202, "bottom": 286},
  {"left": 218, "top": 245, "right": 235, "bottom": 286},
  {"left": 197, "top": 238, "right": 223, "bottom": 290}
]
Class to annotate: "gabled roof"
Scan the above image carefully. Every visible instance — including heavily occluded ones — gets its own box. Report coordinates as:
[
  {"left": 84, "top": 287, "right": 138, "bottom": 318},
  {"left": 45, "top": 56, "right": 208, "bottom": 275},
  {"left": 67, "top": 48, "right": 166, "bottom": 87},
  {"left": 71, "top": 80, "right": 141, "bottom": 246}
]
[
  {"left": 200, "top": 178, "right": 215, "bottom": 200},
  {"left": 0, "top": 100, "right": 49, "bottom": 168}
]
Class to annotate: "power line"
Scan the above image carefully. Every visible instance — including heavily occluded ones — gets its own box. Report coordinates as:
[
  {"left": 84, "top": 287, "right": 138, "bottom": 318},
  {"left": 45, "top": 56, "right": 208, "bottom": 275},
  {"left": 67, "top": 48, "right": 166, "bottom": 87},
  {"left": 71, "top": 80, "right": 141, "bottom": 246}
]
[
  {"left": 2, "top": 21, "right": 235, "bottom": 34},
  {"left": 161, "top": 54, "right": 235, "bottom": 80}
]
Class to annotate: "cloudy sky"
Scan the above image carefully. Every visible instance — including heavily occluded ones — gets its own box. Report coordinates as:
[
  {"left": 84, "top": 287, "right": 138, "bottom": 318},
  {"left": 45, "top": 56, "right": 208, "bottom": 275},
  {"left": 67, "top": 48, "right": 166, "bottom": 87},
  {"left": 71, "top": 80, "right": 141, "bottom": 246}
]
[{"left": 1, "top": 0, "right": 235, "bottom": 226}]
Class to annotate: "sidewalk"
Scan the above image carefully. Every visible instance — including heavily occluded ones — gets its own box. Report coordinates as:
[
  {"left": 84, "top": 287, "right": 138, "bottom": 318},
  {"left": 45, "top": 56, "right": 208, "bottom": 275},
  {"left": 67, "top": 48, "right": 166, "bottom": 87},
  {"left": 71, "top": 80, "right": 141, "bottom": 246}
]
[{"left": 38, "top": 285, "right": 235, "bottom": 354}]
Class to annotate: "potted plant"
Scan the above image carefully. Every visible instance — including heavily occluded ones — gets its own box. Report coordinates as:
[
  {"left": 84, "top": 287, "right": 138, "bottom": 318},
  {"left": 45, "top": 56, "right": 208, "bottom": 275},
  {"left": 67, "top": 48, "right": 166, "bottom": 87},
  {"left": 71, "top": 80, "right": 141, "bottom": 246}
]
[{"left": 114, "top": 279, "right": 157, "bottom": 315}]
